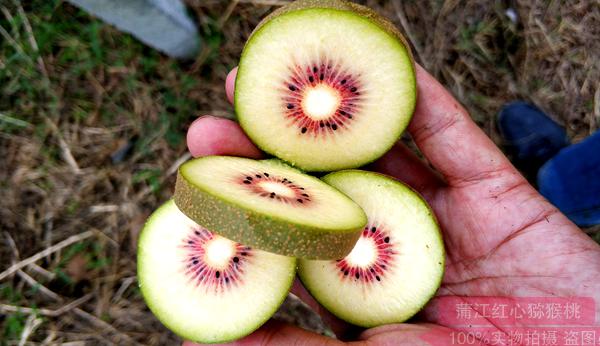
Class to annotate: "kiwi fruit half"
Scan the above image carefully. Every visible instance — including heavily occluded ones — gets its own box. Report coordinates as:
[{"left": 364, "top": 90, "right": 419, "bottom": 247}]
[
  {"left": 174, "top": 156, "right": 367, "bottom": 259},
  {"left": 137, "top": 200, "right": 296, "bottom": 343},
  {"left": 298, "top": 170, "right": 445, "bottom": 327},
  {"left": 235, "top": 0, "right": 416, "bottom": 172}
]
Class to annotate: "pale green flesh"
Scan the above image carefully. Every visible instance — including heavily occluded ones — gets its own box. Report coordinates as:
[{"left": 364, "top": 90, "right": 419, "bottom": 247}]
[
  {"left": 298, "top": 171, "right": 445, "bottom": 327},
  {"left": 236, "top": 8, "right": 416, "bottom": 171},
  {"left": 179, "top": 156, "right": 366, "bottom": 230},
  {"left": 137, "top": 200, "right": 296, "bottom": 343}
]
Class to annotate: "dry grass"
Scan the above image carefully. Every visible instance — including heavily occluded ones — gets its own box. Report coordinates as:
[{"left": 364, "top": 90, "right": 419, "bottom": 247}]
[{"left": 0, "top": 0, "right": 598, "bottom": 344}]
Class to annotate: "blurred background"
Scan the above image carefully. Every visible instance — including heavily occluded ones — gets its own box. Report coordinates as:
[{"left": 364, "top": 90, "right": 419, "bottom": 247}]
[{"left": 0, "top": 0, "right": 598, "bottom": 344}]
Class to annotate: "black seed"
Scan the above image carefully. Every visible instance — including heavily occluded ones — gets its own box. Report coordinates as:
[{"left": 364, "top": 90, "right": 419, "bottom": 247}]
[
  {"left": 381, "top": 265, "right": 386, "bottom": 269},
  {"left": 341, "top": 79, "right": 346, "bottom": 85},
  {"left": 193, "top": 260, "right": 199, "bottom": 265},
  {"left": 350, "top": 87, "right": 357, "bottom": 92},
  {"left": 332, "top": 124, "right": 338, "bottom": 130},
  {"left": 370, "top": 268, "right": 375, "bottom": 272},
  {"left": 313, "top": 67, "right": 318, "bottom": 72},
  {"left": 348, "top": 114, "right": 353, "bottom": 119},
  {"left": 256, "top": 174, "right": 262, "bottom": 178},
  {"left": 376, "top": 276, "right": 381, "bottom": 281},
  {"left": 297, "top": 199, "right": 303, "bottom": 203},
  {"left": 287, "top": 104, "right": 294, "bottom": 109},
  {"left": 355, "top": 273, "right": 360, "bottom": 279},
  {"left": 344, "top": 271, "right": 349, "bottom": 276},
  {"left": 241, "top": 252, "right": 247, "bottom": 256},
  {"left": 309, "top": 76, "right": 314, "bottom": 82},
  {"left": 215, "top": 271, "right": 220, "bottom": 278},
  {"left": 299, "top": 187, "right": 305, "bottom": 190},
  {"left": 289, "top": 85, "right": 296, "bottom": 91},
  {"left": 340, "top": 110, "right": 346, "bottom": 115},
  {"left": 384, "top": 237, "right": 390, "bottom": 243},
  {"left": 326, "top": 123, "right": 331, "bottom": 127},
  {"left": 371, "top": 227, "right": 376, "bottom": 232},
  {"left": 188, "top": 240, "right": 193, "bottom": 244},
  {"left": 327, "top": 65, "right": 332, "bottom": 69},
  {"left": 320, "top": 122, "right": 324, "bottom": 128},
  {"left": 320, "top": 73, "right": 324, "bottom": 80},
  {"left": 340, "top": 268, "right": 344, "bottom": 271},
  {"left": 301, "top": 127, "right": 307, "bottom": 134},
  {"left": 270, "top": 194, "right": 275, "bottom": 199},
  {"left": 302, "top": 193, "right": 309, "bottom": 197},
  {"left": 246, "top": 176, "right": 253, "bottom": 180},
  {"left": 194, "top": 230, "right": 200, "bottom": 235},
  {"left": 233, "top": 257, "right": 239, "bottom": 263},
  {"left": 243, "top": 180, "right": 251, "bottom": 184},
  {"left": 225, "top": 277, "right": 229, "bottom": 283},
  {"left": 264, "top": 173, "right": 269, "bottom": 177}
]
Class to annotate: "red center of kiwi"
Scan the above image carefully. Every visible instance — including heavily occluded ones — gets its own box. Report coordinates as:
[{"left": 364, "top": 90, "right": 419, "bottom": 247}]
[
  {"left": 283, "top": 63, "right": 363, "bottom": 136},
  {"left": 241, "top": 172, "right": 311, "bottom": 205},
  {"left": 335, "top": 224, "right": 395, "bottom": 283},
  {"left": 182, "top": 227, "right": 252, "bottom": 292}
]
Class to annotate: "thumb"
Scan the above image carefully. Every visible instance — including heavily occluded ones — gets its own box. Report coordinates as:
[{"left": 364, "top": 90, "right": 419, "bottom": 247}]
[{"left": 182, "top": 320, "right": 343, "bottom": 346}]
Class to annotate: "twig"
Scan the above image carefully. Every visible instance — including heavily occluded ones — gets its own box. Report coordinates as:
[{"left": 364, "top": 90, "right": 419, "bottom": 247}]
[
  {"left": 391, "top": 1, "right": 424, "bottom": 64},
  {"left": 42, "top": 115, "right": 82, "bottom": 174},
  {"left": 112, "top": 276, "right": 136, "bottom": 303},
  {"left": 16, "top": 270, "right": 62, "bottom": 301},
  {"left": 26, "top": 263, "right": 56, "bottom": 281},
  {"left": 14, "top": 0, "right": 49, "bottom": 78},
  {"left": 73, "top": 308, "right": 141, "bottom": 345},
  {"left": 0, "top": 294, "right": 92, "bottom": 317},
  {"left": 217, "top": 0, "right": 239, "bottom": 29},
  {"left": 166, "top": 152, "right": 192, "bottom": 176},
  {"left": 0, "top": 22, "right": 27, "bottom": 56},
  {"left": 18, "top": 314, "right": 43, "bottom": 346},
  {"left": 0, "top": 231, "right": 95, "bottom": 281}
]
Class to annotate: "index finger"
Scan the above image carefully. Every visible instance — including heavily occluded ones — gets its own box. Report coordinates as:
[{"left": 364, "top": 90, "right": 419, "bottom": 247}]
[{"left": 408, "top": 65, "right": 519, "bottom": 187}]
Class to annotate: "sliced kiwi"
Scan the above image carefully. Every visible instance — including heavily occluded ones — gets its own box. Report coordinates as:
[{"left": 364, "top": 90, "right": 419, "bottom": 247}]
[
  {"left": 174, "top": 156, "right": 367, "bottom": 259},
  {"left": 235, "top": 0, "right": 416, "bottom": 171},
  {"left": 298, "top": 170, "right": 445, "bottom": 327},
  {"left": 137, "top": 200, "right": 296, "bottom": 343}
]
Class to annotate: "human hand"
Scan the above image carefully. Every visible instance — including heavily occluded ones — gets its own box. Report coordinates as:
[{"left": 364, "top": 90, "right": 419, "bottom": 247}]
[{"left": 183, "top": 64, "right": 600, "bottom": 345}]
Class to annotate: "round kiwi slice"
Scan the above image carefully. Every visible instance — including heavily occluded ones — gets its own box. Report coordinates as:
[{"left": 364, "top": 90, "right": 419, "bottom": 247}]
[
  {"left": 298, "top": 170, "right": 445, "bottom": 327},
  {"left": 235, "top": 0, "right": 416, "bottom": 172},
  {"left": 174, "top": 156, "right": 367, "bottom": 259},
  {"left": 137, "top": 200, "right": 296, "bottom": 343}
]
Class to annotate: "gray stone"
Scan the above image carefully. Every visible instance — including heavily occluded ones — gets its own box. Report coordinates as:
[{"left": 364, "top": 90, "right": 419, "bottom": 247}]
[{"left": 67, "top": 0, "right": 200, "bottom": 59}]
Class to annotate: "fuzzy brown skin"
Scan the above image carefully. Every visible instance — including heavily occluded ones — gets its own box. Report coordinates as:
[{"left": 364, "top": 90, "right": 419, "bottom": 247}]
[
  {"left": 174, "top": 169, "right": 364, "bottom": 260},
  {"left": 251, "top": 0, "right": 414, "bottom": 64}
]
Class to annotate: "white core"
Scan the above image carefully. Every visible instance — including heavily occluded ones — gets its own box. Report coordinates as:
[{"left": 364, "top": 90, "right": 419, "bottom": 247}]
[
  {"left": 345, "top": 237, "right": 377, "bottom": 267},
  {"left": 259, "top": 181, "right": 295, "bottom": 198},
  {"left": 205, "top": 237, "right": 235, "bottom": 268},
  {"left": 302, "top": 84, "right": 341, "bottom": 120}
]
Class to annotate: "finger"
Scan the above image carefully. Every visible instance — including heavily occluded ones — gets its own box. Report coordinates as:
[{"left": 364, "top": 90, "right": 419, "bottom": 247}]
[
  {"left": 225, "top": 67, "right": 238, "bottom": 105},
  {"left": 182, "top": 320, "right": 342, "bottom": 346},
  {"left": 290, "top": 279, "right": 360, "bottom": 341},
  {"left": 367, "top": 142, "right": 443, "bottom": 200},
  {"left": 408, "top": 64, "right": 518, "bottom": 187},
  {"left": 186, "top": 116, "right": 263, "bottom": 158},
  {"left": 357, "top": 323, "right": 460, "bottom": 346}
]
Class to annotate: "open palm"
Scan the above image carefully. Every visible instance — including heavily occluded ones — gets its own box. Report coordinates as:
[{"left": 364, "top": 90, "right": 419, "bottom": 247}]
[{"left": 184, "top": 65, "right": 600, "bottom": 346}]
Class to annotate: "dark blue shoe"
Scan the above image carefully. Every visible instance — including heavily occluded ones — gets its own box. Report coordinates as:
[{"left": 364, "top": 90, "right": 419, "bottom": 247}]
[
  {"left": 498, "top": 101, "right": 570, "bottom": 179},
  {"left": 538, "top": 131, "right": 600, "bottom": 227}
]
